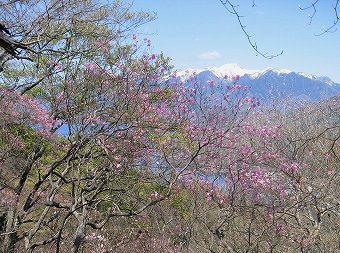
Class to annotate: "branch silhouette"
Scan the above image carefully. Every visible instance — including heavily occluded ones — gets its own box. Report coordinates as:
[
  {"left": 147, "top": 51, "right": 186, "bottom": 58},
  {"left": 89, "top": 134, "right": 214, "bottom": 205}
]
[{"left": 218, "top": 0, "right": 283, "bottom": 59}]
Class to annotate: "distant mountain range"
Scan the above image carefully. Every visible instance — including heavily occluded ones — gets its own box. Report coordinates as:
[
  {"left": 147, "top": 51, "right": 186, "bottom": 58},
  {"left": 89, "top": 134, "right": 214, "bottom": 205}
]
[{"left": 176, "top": 64, "right": 340, "bottom": 102}]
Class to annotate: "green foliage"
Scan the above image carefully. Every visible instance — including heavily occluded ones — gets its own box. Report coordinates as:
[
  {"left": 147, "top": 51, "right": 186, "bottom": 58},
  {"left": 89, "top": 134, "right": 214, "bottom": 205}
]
[{"left": 170, "top": 189, "right": 191, "bottom": 218}]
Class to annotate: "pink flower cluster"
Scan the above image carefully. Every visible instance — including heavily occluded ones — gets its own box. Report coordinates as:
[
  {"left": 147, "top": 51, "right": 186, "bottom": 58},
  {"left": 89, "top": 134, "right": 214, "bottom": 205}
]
[
  {"left": 0, "top": 188, "right": 17, "bottom": 206},
  {"left": 0, "top": 88, "right": 58, "bottom": 137}
]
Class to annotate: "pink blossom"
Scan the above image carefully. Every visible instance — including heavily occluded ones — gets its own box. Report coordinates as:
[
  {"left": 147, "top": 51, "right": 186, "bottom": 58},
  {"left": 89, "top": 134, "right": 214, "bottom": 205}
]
[{"left": 150, "top": 191, "right": 159, "bottom": 199}]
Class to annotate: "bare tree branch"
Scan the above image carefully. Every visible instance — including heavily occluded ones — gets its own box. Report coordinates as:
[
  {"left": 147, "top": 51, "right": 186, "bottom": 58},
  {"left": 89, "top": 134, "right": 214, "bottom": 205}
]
[
  {"left": 299, "top": 0, "right": 340, "bottom": 36},
  {"left": 218, "top": 0, "right": 283, "bottom": 59}
]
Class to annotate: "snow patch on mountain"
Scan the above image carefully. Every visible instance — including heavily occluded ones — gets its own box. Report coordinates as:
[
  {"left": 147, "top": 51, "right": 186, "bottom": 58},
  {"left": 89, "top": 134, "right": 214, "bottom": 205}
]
[
  {"left": 208, "top": 63, "right": 259, "bottom": 77},
  {"left": 249, "top": 68, "right": 293, "bottom": 79},
  {"left": 297, "top": 72, "right": 316, "bottom": 79}
]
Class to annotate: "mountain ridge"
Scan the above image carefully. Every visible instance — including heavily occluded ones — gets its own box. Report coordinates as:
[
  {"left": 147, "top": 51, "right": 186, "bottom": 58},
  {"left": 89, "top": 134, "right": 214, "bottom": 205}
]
[
  {"left": 177, "top": 63, "right": 336, "bottom": 84},
  {"left": 175, "top": 64, "right": 340, "bottom": 102}
]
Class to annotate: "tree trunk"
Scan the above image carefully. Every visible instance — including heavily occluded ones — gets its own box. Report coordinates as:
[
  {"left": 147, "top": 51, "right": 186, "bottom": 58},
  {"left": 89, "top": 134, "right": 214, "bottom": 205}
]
[
  {"left": 72, "top": 215, "right": 86, "bottom": 253},
  {"left": 1, "top": 207, "right": 17, "bottom": 253}
]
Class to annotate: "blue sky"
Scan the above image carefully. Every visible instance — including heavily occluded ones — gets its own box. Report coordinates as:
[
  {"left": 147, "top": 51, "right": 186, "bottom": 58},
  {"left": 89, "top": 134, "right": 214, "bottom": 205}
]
[{"left": 132, "top": 0, "right": 340, "bottom": 82}]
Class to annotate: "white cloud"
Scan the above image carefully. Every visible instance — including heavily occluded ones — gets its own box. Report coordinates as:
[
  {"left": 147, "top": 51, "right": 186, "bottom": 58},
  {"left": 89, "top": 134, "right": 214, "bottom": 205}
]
[{"left": 198, "top": 51, "right": 222, "bottom": 60}]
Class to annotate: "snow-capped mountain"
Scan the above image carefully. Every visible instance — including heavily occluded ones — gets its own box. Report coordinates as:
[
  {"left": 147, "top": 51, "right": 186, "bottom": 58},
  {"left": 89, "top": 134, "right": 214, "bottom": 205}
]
[
  {"left": 176, "top": 64, "right": 340, "bottom": 102},
  {"left": 177, "top": 64, "right": 295, "bottom": 80}
]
